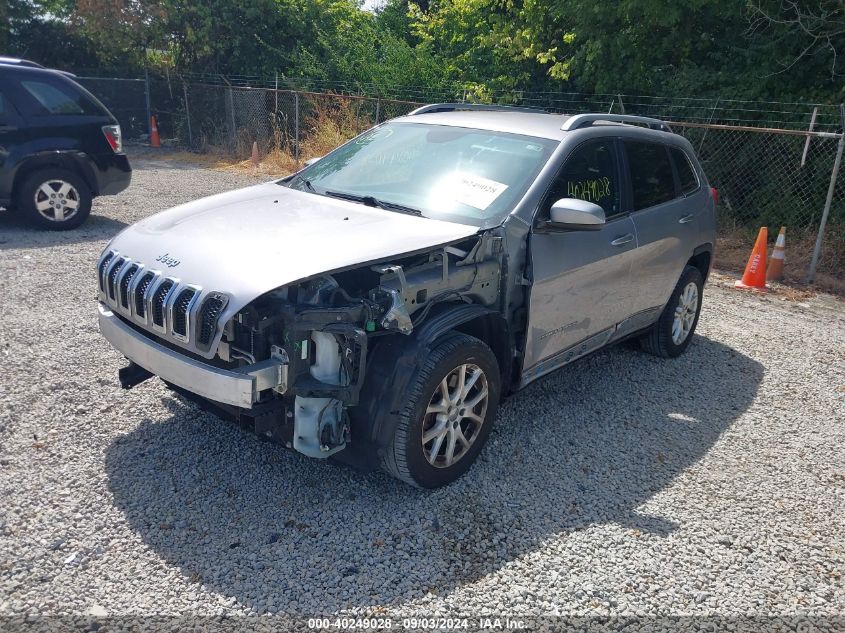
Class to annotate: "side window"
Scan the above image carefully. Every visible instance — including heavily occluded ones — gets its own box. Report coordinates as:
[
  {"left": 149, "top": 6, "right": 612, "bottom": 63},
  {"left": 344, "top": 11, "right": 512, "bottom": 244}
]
[
  {"left": 543, "top": 140, "right": 620, "bottom": 218},
  {"left": 670, "top": 146, "right": 699, "bottom": 195},
  {"left": 20, "top": 79, "right": 87, "bottom": 116},
  {"left": 624, "top": 141, "right": 676, "bottom": 210},
  {"left": 0, "top": 88, "right": 18, "bottom": 124}
]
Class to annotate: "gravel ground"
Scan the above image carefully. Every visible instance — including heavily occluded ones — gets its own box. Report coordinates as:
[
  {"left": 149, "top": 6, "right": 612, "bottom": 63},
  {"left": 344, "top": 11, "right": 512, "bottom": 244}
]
[{"left": 1, "top": 153, "right": 844, "bottom": 623}]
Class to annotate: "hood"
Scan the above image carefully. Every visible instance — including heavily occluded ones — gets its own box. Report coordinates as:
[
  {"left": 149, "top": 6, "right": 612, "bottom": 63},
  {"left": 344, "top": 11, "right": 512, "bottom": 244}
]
[{"left": 105, "top": 182, "right": 478, "bottom": 352}]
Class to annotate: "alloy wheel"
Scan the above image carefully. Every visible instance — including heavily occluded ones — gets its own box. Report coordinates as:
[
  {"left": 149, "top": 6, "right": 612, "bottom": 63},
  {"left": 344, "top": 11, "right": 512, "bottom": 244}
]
[
  {"left": 672, "top": 281, "right": 699, "bottom": 345},
  {"left": 421, "top": 363, "right": 489, "bottom": 468}
]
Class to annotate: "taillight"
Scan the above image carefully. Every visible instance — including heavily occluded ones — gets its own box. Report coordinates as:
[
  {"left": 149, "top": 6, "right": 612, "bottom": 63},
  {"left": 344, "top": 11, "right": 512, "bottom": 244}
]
[
  {"left": 710, "top": 187, "right": 719, "bottom": 205},
  {"left": 102, "top": 125, "right": 123, "bottom": 153}
]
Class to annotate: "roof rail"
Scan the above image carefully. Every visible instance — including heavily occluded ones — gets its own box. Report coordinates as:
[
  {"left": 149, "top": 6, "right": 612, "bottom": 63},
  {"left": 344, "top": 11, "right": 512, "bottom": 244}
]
[
  {"left": 0, "top": 56, "right": 44, "bottom": 69},
  {"left": 408, "top": 103, "right": 547, "bottom": 116},
  {"left": 562, "top": 113, "right": 672, "bottom": 133}
]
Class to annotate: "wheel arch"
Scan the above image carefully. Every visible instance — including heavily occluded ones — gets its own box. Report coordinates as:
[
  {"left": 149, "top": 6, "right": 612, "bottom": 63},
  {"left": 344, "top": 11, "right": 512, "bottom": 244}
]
[
  {"left": 12, "top": 152, "right": 99, "bottom": 199},
  {"left": 350, "top": 302, "right": 511, "bottom": 465},
  {"left": 688, "top": 243, "right": 713, "bottom": 282}
]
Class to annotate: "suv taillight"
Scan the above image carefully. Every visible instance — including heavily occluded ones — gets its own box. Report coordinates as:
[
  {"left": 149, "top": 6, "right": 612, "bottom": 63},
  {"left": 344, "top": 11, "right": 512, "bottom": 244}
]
[
  {"left": 710, "top": 187, "right": 719, "bottom": 205},
  {"left": 102, "top": 125, "right": 123, "bottom": 153}
]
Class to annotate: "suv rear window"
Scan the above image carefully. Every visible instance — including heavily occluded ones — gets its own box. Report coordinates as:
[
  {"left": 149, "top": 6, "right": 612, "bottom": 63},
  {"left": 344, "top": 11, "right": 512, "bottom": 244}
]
[
  {"left": 624, "top": 141, "right": 676, "bottom": 210},
  {"left": 670, "top": 146, "right": 699, "bottom": 195},
  {"left": 20, "top": 78, "right": 99, "bottom": 116}
]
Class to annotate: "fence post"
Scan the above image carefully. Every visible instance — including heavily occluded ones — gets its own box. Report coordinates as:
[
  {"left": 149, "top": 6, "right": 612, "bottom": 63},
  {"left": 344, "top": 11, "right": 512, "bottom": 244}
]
[
  {"left": 227, "top": 87, "right": 236, "bottom": 148},
  {"left": 144, "top": 65, "right": 152, "bottom": 138},
  {"left": 375, "top": 98, "right": 381, "bottom": 125},
  {"left": 698, "top": 98, "right": 721, "bottom": 152},
  {"left": 806, "top": 104, "right": 845, "bottom": 283},
  {"left": 294, "top": 91, "right": 300, "bottom": 164},
  {"left": 800, "top": 106, "right": 819, "bottom": 168},
  {"left": 183, "top": 82, "right": 193, "bottom": 148}
]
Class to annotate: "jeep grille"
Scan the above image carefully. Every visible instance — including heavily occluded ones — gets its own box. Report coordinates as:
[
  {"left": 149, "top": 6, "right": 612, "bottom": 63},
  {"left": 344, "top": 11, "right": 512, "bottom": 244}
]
[{"left": 96, "top": 250, "right": 225, "bottom": 351}]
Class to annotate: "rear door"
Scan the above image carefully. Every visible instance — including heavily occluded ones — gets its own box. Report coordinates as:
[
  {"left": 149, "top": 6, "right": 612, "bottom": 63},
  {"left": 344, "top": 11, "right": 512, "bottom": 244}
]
[
  {"left": 623, "top": 140, "right": 700, "bottom": 316},
  {"left": 522, "top": 138, "right": 637, "bottom": 384}
]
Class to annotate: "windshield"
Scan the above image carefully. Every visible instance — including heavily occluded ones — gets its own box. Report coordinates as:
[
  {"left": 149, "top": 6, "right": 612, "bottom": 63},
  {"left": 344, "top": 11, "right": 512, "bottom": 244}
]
[{"left": 281, "top": 122, "right": 558, "bottom": 227}]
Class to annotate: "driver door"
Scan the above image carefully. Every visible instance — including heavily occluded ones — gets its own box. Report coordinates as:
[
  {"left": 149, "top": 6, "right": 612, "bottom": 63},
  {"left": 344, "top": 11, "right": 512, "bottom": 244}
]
[{"left": 521, "top": 139, "right": 637, "bottom": 384}]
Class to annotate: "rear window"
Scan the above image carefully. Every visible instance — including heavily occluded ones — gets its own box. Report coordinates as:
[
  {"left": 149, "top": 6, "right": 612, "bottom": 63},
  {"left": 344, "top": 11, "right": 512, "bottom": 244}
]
[
  {"left": 625, "top": 141, "right": 676, "bottom": 210},
  {"left": 671, "top": 146, "right": 699, "bottom": 195},
  {"left": 20, "top": 78, "right": 101, "bottom": 116}
]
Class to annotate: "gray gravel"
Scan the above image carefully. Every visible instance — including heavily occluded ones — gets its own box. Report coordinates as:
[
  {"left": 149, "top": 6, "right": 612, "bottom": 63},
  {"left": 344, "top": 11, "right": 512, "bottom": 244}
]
[{"left": 1, "top": 152, "right": 844, "bottom": 620}]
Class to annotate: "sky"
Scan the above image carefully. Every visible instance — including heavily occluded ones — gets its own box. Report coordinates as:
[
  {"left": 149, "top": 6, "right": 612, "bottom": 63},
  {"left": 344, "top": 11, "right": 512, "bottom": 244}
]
[{"left": 362, "top": 0, "right": 387, "bottom": 12}]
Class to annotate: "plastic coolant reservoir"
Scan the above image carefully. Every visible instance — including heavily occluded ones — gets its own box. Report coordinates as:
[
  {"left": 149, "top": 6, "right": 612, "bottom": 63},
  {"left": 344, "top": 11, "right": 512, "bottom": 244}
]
[{"left": 293, "top": 330, "right": 346, "bottom": 458}]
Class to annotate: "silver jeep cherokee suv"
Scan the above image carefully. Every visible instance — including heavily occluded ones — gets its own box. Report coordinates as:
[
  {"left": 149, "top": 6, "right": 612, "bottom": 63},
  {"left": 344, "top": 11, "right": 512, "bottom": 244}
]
[{"left": 97, "top": 105, "right": 716, "bottom": 488}]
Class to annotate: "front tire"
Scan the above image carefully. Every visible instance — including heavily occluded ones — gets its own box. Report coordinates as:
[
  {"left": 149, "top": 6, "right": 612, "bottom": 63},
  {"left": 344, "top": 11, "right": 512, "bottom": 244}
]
[
  {"left": 382, "top": 333, "right": 500, "bottom": 488},
  {"left": 16, "top": 169, "right": 92, "bottom": 231},
  {"left": 639, "top": 265, "right": 704, "bottom": 358}
]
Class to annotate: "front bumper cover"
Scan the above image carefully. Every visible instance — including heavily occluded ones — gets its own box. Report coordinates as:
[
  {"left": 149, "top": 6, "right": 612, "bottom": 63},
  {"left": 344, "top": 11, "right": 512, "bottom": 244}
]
[{"left": 98, "top": 303, "right": 286, "bottom": 408}]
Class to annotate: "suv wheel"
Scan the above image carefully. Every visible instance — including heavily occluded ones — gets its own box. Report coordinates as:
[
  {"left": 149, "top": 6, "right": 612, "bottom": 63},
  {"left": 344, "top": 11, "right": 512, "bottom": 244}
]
[
  {"left": 16, "top": 169, "right": 92, "bottom": 230},
  {"left": 382, "top": 333, "right": 500, "bottom": 488},
  {"left": 640, "top": 265, "right": 704, "bottom": 358}
]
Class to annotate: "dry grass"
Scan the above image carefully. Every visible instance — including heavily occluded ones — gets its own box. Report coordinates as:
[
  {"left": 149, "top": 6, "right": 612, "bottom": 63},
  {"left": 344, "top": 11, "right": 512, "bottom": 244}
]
[
  {"left": 716, "top": 226, "right": 845, "bottom": 296},
  {"left": 200, "top": 95, "right": 368, "bottom": 179}
]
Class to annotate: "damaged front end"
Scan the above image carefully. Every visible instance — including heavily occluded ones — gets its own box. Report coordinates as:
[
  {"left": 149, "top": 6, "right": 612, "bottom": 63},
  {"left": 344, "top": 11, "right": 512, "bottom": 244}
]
[{"left": 102, "top": 232, "right": 504, "bottom": 462}]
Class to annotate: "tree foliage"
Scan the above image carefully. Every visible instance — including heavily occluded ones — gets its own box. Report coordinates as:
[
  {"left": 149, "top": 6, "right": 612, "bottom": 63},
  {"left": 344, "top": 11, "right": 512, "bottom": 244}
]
[{"left": 5, "top": 0, "right": 843, "bottom": 103}]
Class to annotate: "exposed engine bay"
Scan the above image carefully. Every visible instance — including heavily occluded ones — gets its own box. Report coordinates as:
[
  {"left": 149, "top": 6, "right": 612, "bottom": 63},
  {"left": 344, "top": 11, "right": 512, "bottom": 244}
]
[{"left": 156, "top": 232, "right": 505, "bottom": 462}]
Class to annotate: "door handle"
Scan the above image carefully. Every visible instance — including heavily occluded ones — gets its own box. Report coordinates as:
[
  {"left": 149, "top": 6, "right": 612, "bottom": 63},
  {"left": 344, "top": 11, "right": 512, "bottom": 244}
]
[
  {"left": 610, "top": 234, "right": 635, "bottom": 247},
  {"left": 0, "top": 125, "right": 18, "bottom": 132},
  {"left": 679, "top": 214, "right": 696, "bottom": 224}
]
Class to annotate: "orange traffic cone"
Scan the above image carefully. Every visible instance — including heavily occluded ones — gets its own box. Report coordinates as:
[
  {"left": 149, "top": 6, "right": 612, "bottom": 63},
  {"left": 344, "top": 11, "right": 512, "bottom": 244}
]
[
  {"left": 251, "top": 141, "right": 259, "bottom": 167},
  {"left": 766, "top": 226, "right": 786, "bottom": 282},
  {"left": 735, "top": 227, "right": 768, "bottom": 291},
  {"left": 150, "top": 116, "right": 161, "bottom": 148}
]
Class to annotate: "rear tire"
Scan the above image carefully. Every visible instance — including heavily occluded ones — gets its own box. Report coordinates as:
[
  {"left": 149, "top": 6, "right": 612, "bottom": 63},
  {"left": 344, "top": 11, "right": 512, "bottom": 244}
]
[
  {"left": 639, "top": 265, "right": 704, "bottom": 358},
  {"left": 15, "top": 169, "right": 92, "bottom": 230},
  {"left": 382, "top": 333, "right": 500, "bottom": 488}
]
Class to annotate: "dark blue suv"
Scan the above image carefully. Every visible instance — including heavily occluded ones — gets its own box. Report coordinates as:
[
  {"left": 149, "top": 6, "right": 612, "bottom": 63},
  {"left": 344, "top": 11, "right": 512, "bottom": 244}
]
[{"left": 0, "top": 58, "right": 131, "bottom": 230}]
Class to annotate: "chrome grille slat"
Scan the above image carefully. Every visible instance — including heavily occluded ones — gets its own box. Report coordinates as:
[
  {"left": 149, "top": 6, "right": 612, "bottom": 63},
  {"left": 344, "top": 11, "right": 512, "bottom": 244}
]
[
  {"left": 133, "top": 271, "right": 156, "bottom": 320},
  {"left": 197, "top": 294, "right": 228, "bottom": 348},
  {"left": 118, "top": 264, "right": 139, "bottom": 310},
  {"left": 150, "top": 278, "right": 176, "bottom": 330},
  {"left": 97, "top": 251, "right": 116, "bottom": 292},
  {"left": 170, "top": 287, "right": 199, "bottom": 342},
  {"left": 106, "top": 257, "right": 127, "bottom": 301}
]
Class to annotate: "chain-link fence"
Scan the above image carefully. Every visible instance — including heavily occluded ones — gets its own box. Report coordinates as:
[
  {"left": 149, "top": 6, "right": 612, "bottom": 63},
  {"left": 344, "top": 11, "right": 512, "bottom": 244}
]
[
  {"left": 77, "top": 74, "right": 844, "bottom": 286},
  {"left": 672, "top": 122, "right": 844, "bottom": 231}
]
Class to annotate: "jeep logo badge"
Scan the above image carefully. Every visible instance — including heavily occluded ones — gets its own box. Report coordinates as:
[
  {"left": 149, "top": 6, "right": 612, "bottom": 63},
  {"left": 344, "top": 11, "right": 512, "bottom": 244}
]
[{"left": 155, "top": 253, "right": 181, "bottom": 268}]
